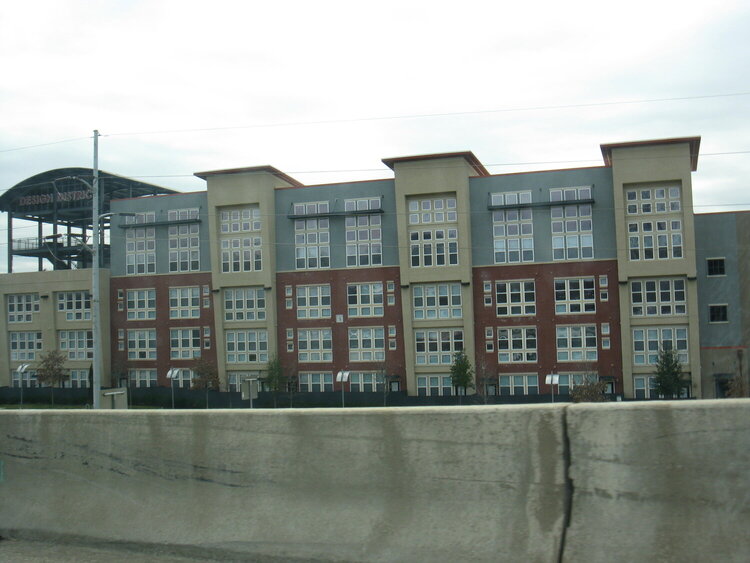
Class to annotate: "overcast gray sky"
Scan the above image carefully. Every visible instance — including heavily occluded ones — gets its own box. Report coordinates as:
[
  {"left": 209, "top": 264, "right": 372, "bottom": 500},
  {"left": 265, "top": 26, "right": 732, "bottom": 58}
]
[{"left": 1, "top": 0, "right": 749, "bottom": 271}]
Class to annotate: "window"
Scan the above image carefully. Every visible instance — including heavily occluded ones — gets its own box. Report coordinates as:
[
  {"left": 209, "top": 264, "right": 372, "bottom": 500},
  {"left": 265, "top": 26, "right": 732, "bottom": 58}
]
[
  {"left": 220, "top": 205, "right": 262, "bottom": 273},
  {"left": 707, "top": 258, "right": 726, "bottom": 276},
  {"left": 127, "top": 329, "right": 157, "bottom": 360},
  {"left": 415, "top": 329, "right": 464, "bottom": 365},
  {"left": 345, "top": 198, "right": 382, "bottom": 267},
  {"left": 56, "top": 291, "right": 90, "bottom": 321},
  {"left": 408, "top": 196, "right": 458, "bottom": 268},
  {"left": 633, "top": 376, "right": 656, "bottom": 399},
  {"left": 298, "top": 329, "right": 333, "bottom": 362},
  {"left": 554, "top": 278, "right": 596, "bottom": 314},
  {"left": 499, "top": 374, "right": 539, "bottom": 395},
  {"left": 412, "top": 283, "right": 462, "bottom": 319},
  {"left": 556, "top": 325, "right": 597, "bottom": 361},
  {"left": 630, "top": 279, "right": 686, "bottom": 316},
  {"left": 347, "top": 283, "right": 384, "bottom": 317},
  {"left": 8, "top": 293, "right": 40, "bottom": 323},
  {"left": 223, "top": 287, "right": 266, "bottom": 321},
  {"left": 557, "top": 373, "right": 595, "bottom": 395},
  {"left": 129, "top": 369, "right": 157, "bottom": 388},
  {"left": 12, "top": 369, "right": 37, "bottom": 387},
  {"left": 170, "top": 328, "right": 201, "bottom": 359},
  {"left": 169, "top": 287, "right": 200, "bottom": 319},
  {"left": 10, "top": 331, "right": 43, "bottom": 361},
  {"left": 125, "top": 212, "right": 156, "bottom": 274},
  {"left": 633, "top": 327, "right": 688, "bottom": 365},
  {"left": 709, "top": 304, "right": 728, "bottom": 323},
  {"left": 59, "top": 330, "right": 93, "bottom": 360},
  {"left": 550, "top": 186, "right": 593, "bottom": 260},
  {"left": 168, "top": 208, "right": 200, "bottom": 272},
  {"left": 296, "top": 285, "right": 331, "bottom": 319},
  {"left": 170, "top": 368, "right": 194, "bottom": 389},
  {"left": 225, "top": 329, "right": 269, "bottom": 363},
  {"left": 497, "top": 327, "right": 537, "bottom": 363},
  {"left": 299, "top": 372, "right": 333, "bottom": 392},
  {"left": 495, "top": 281, "right": 536, "bottom": 316},
  {"left": 625, "top": 185, "right": 681, "bottom": 215},
  {"left": 491, "top": 192, "right": 534, "bottom": 263},
  {"left": 350, "top": 372, "right": 382, "bottom": 392},
  {"left": 294, "top": 202, "right": 330, "bottom": 270},
  {"left": 417, "top": 374, "right": 454, "bottom": 396},
  {"left": 65, "top": 369, "right": 89, "bottom": 388},
  {"left": 627, "top": 219, "right": 683, "bottom": 261},
  {"left": 348, "top": 327, "right": 385, "bottom": 362},
  {"left": 127, "top": 289, "right": 156, "bottom": 320}
]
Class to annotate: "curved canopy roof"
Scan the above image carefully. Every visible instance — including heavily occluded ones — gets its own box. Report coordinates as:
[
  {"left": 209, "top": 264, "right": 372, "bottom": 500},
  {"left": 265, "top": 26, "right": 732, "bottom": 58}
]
[{"left": 0, "top": 167, "right": 177, "bottom": 227}]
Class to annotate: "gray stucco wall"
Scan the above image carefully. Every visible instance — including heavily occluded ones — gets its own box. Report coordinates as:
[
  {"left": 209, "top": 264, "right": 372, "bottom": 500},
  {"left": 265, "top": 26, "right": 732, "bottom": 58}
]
[
  {"left": 110, "top": 192, "right": 210, "bottom": 276},
  {"left": 469, "top": 166, "right": 616, "bottom": 266},
  {"left": 273, "top": 180, "right": 398, "bottom": 271}
]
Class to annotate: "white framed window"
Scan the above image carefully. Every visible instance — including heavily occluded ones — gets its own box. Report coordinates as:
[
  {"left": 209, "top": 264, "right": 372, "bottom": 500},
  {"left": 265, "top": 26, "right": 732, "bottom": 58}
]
[
  {"left": 298, "top": 329, "right": 333, "bottom": 362},
  {"left": 347, "top": 282, "right": 384, "bottom": 317},
  {"left": 497, "top": 327, "right": 537, "bottom": 363},
  {"left": 550, "top": 186, "right": 593, "bottom": 261},
  {"left": 495, "top": 281, "right": 536, "bottom": 316},
  {"left": 345, "top": 198, "right": 382, "bottom": 267},
  {"left": 633, "top": 326, "right": 689, "bottom": 365},
  {"left": 628, "top": 219, "right": 683, "bottom": 261},
  {"left": 56, "top": 291, "right": 90, "bottom": 321},
  {"left": 556, "top": 325, "right": 597, "bottom": 361},
  {"left": 127, "top": 329, "right": 157, "bottom": 360},
  {"left": 170, "top": 328, "right": 201, "bottom": 359},
  {"left": 631, "top": 278, "right": 687, "bottom": 316},
  {"left": 350, "top": 372, "right": 382, "bottom": 392},
  {"left": 12, "top": 369, "right": 38, "bottom": 387},
  {"left": 220, "top": 205, "right": 262, "bottom": 273},
  {"left": 65, "top": 369, "right": 89, "bottom": 388},
  {"left": 8, "top": 293, "right": 40, "bottom": 323},
  {"left": 125, "top": 212, "right": 156, "bottom": 275},
  {"left": 408, "top": 196, "right": 457, "bottom": 225},
  {"left": 416, "top": 375, "right": 454, "bottom": 396},
  {"left": 554, "top": 278, "right": 596, "bottom": 314},
  {"left": 170, "top": 368, "right": 195, "bottom": 389},
  {"left": 59, "top": 330, "right": 93, "bottom": 360},
  {"left": 412, "top": 282, "right": 462, "bottom": 319},
  {"left": 299, "top": 372, "right": 333, "bottom": 392},
  {"left": 415, "top": 329, "right": 464, "bottom": 365},
  {"left": 10, "top": 331, "right": 43, "bottom": 361},
  {"left": 499, "top": 374, "right": 539, "bottom": 395},
  {"left": 296, "top": 285, "right": 331, "bottom": 319},
  {"left": 168, "top": 208, "right": 200, "bottom": 272},
  {"left": 557, "top": 373, "right": 597, "bottom": 395},
  {"left": 169, "top": 287, "right": 200, "bottom": 319},
  {"left": 709, "top": 304, "right": 728, "bottom": 323},
  {"left": 225, "top": 329, "right": 268, "bottom": 363},
  {"left": 127, "top": 289, "right": 156, "bottom": 320},
  {"left": 491, "top": 192, "right": 534, "bottom": 264},
  {"left": 129, "top": 369, "right": 157, "bottom": 388},
  {"left": 348, "top": 327, "right": 385, "bottom": 362},
  {"left": 409, "top": 228, "right": 458, "bottom": 267},
  {"left": 294, "top": 202, "right": 330, "bottom": 270},
  {"left": 626, "top": 185, "right": 681, "bottom": 215},
  {"left": 223, "top": 287, "right": 266, "bottom": 321},
  {"left": 633, "top": 376, "right": 657, "bottom": 399}
]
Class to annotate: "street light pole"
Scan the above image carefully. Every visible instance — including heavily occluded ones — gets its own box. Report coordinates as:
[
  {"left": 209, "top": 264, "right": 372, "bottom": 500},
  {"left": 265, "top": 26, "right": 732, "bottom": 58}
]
[{"left": 92, "top": 130, "right": 101, "bottom": 409}]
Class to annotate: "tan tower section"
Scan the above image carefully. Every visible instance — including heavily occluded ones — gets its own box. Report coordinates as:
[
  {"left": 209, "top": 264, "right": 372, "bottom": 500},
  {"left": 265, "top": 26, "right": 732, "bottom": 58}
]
[
  {"left": 384, "top": 152, "right": 489, "bottom": 396},
  {"left": 603, "top": 137, "right": 701, "bottom": 398}
]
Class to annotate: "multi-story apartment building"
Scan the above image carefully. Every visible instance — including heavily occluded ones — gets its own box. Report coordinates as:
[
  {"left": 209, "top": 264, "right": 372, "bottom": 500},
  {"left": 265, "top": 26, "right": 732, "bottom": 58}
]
[{"left": 2, "top": 136, "right": 746, "bottom": 400}]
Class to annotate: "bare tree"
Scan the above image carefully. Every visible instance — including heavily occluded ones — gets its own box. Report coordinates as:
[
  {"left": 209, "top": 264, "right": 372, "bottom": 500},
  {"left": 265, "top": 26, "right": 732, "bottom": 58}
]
[{"left": 35, "top": 349, "right": 69, "bottom": 406}]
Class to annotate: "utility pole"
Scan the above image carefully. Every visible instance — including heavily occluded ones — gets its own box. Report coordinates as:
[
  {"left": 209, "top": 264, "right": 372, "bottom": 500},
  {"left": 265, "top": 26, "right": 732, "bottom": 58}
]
[{"left": 92, "top": 130, "right": 101, "bottom": 409}]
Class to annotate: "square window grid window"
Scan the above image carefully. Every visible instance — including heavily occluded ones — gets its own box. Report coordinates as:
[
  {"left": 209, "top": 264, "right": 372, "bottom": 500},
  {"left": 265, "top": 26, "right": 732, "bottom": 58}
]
[
  {"left": 10, "top": 331, "right": 43, "bottom": 361},
  {"left": 497, "top": 327, "right": 537, "bottom": 363},
  {"left": 416, "top": 374, "right": 454, "bottom": 396},
  {"left": 293, "top": 202, "right": 330, "bottom": 270},
  {"left": 408, "top": 196, "right": 457, "bottom": 225},
  {"left": 223, "top": 287, "right": 266, "bottom": 321},
  {"left": 555, "top": 278, "right": 596, "bottom": 314},
  {"left": 225, "top": 329, "right": 269, "bottom": 363},
  {"left": 413, "top": 282, "right": 462, "bottom": 319},
  {"left": 348, "top": 327, "right": 385, "bottom": 362},
  {"left": 631, "top": 279, "right": 687, "bottom": 316},
  {"left": 632, "top": 327, "right": 688, "bottom": 365},
  {"left": 169, "top": 368, "right": 195, "bottom": 389},
  {"left": 59, "top": 330, "right": 93, "bottom": 360},
  {"left": 8, "top": 293, "right": 40, "bottom": 323},
  {"left": 625, "top": 185, "right": 681, "bottom": 215},
  {"left": 499, "top": 374, "right": 539, "bottom": 395},
  {"left": 491, "top": 192, "right": 534, "bottom": 264},
  {"left": 349, "top": 371, "right": 383, "bottom": 392},
  {"left": 496, "top": 280, "right": 536, "bottom": 316},
  {"left": 627, "top": 219, "right": 683, "bottom": 261},
  {"left": 707, "top": 258, "right": 725, "bottom": 276},
  {"left": 298, "top": 329, "right": 333, "bottom": 362},
  {"left": 345, "top": 198, "right": 383, "bottom": 267},
  {"left": 168, "top": 221, "right": 200, "bottom": 273},
  {"left": 170, "top": 328, "right": 202, "bottom": 359},
  {"left": 127, "top": 329, "right": 157, "bottom": 360},
  {"left": 129, "top": 368, "right": 157, "bottom": 388},
  {"left": 415, "top": 329, "right": 464, "bottom": 365},
  {"left": 550, "top": 186, "right": 593, "bottom": 261},
  {"left": 220, "top": 205, "right": 262, "bottom": 273},
  {"left": 709, "top": 304, "right": 728, "bottom": 323},
  {"left": 57, "top": 291, "right": 91, "bottom": 321},
  {"left": 556, "top": 373, "right": 597, "bottom": 395},
  {"left": 169, "top": 287, "right": 200, "bottom": 319},
  {"left": 127, "top": 289, "right": 156, "bottom": 320},
  {"left": 556, "top": 325, "right": 598, "bottom": 361},
  {"left": 296, "top": 285, "right": 331, "bottom": 319},
  {"left": 12, "top": 369, "right": 37, "bottom": 388},
  {"left": 409, "top": 227, "right": 458, "bottom": 268},
  {"left": 299, "top": 372, "right": 333, "bottom": 392},
  {"left": 347, "top": 283, "right": 384, "bottom": 317},
  {"left": 65, "top": 369, "right": 90, "bottom": 388},
  {"left": 125, "top": 212, "right": 156, "bottom": 275}
]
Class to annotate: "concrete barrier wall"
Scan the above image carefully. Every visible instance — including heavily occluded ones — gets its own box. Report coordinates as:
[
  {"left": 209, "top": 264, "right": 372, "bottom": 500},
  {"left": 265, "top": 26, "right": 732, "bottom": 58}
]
[{"left": 0, "top": 401, "right": 748, "bottom": 562}]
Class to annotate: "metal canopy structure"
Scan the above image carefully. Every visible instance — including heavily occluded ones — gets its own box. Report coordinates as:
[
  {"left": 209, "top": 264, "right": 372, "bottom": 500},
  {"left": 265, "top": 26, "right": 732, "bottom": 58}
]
[{"left": 1, "top": 167, "right": 177, "bottom": 272}]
